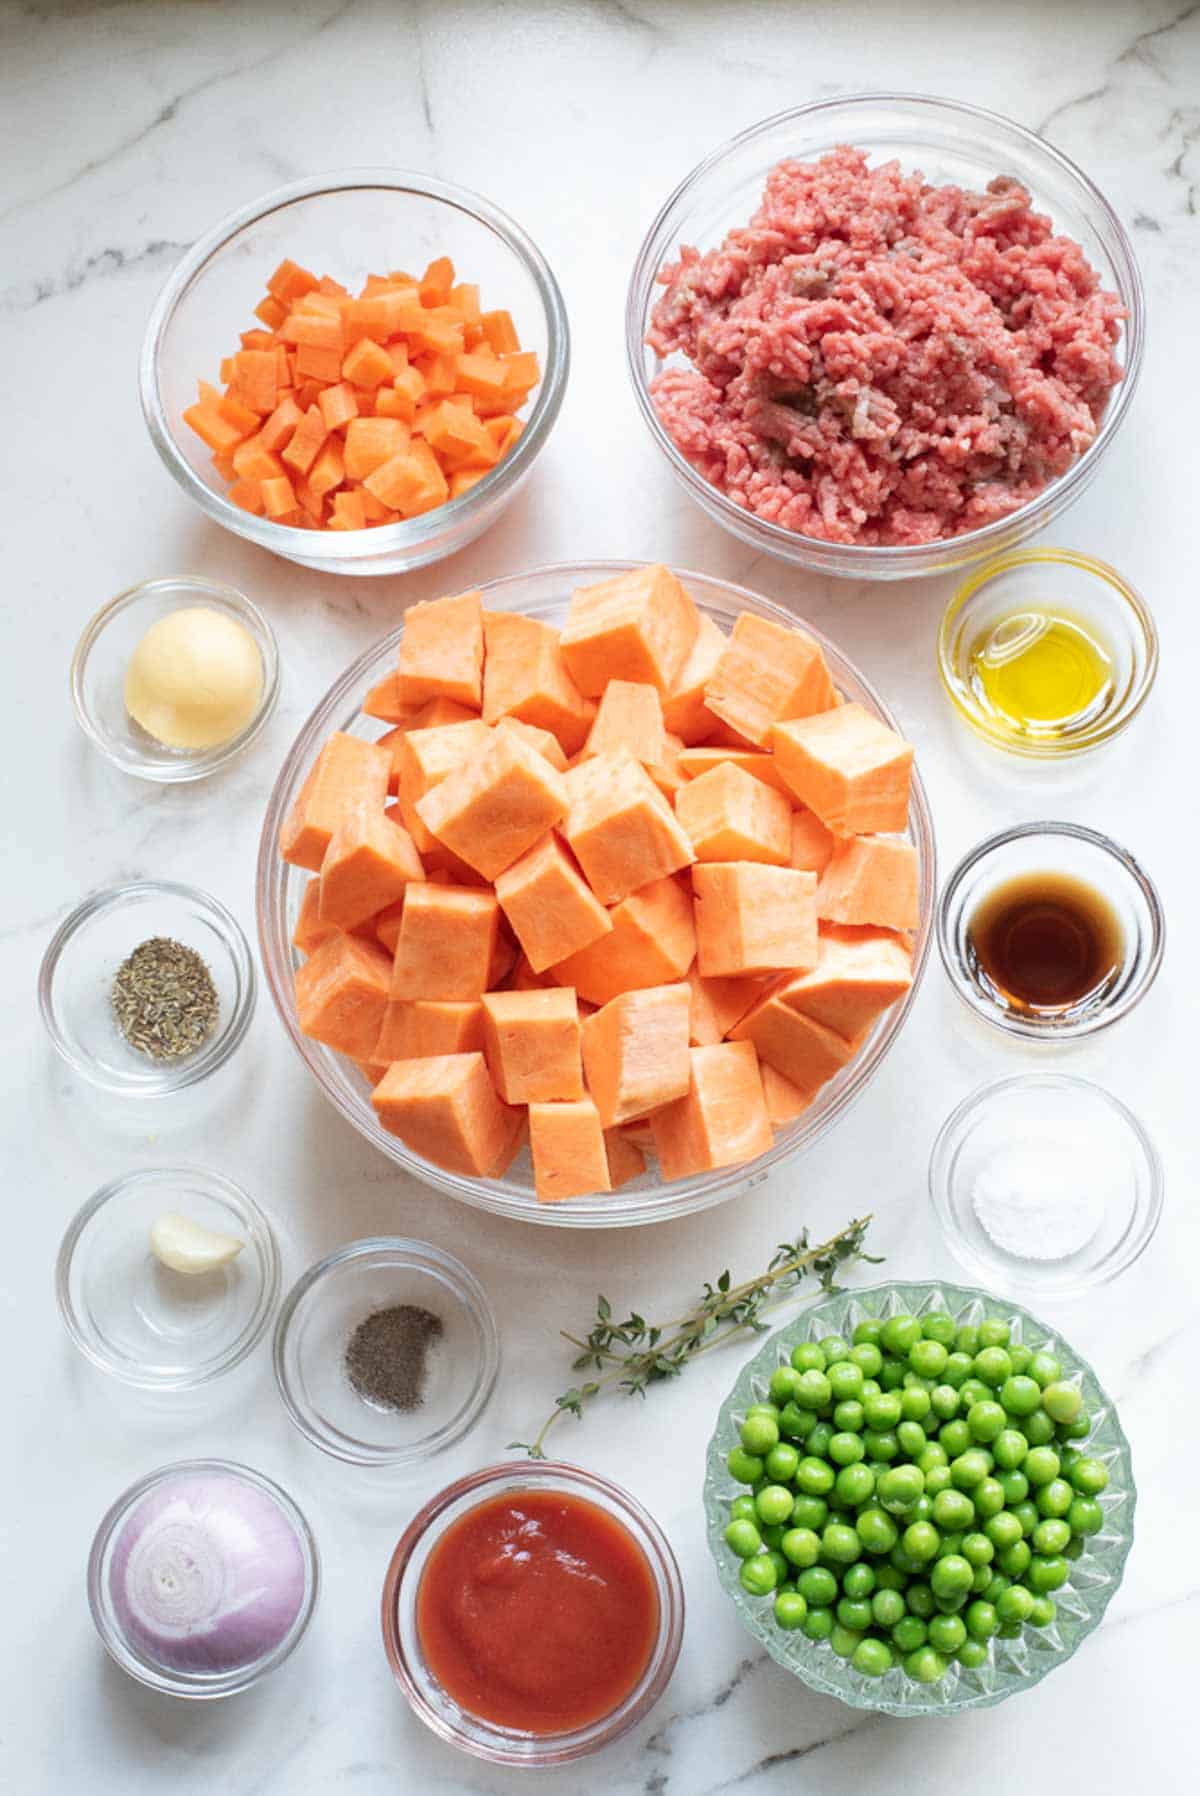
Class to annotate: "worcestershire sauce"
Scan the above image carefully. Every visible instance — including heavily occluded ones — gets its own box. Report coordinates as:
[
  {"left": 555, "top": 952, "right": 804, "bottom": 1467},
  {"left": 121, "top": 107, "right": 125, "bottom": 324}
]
[{"left": 968, "top": 872, "right": 1123, "bottom": 1012}]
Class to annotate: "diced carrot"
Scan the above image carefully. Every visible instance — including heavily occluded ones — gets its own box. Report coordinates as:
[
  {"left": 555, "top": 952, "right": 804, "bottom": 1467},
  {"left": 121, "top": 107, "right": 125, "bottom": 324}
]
[
  {"left": 419, "top": 256, "right": 456, "bottom": 305},
  {"left": 261, "top": 474, "right": 298, "bottom": 519},
  {"left": 293, "top": 475, "right": 325, "bottom": 522},
  {"left": 328, "top": 489, "right": 367, "bottom": 531},
  {"left": 228, "top": 478, "right": 264, "bottom": 515},
  {"left": 254, "top": 294, "right": 287, "bottom": 330},
  {"left": 316, "top": 381, "right": 359, "bottom": 432},
  {"left": 259, "top": 394, "right": 305, "bottom": 453},
  {"left": 231, "top": 435, "right": 285, "bottom": 483},
  {"left": 231, "top": 349, "right": 278, "bottom": 414},
  {"left": 449, "top": 469, "right": 489, "bottom": 498},
  {"left": 181, "top": 400, "right": 245, "bottom": 456},
  {"left": 501, "top": 349, "right": 540, "bottom": 396},
  {"left": 211, "top": 449, "right": 237, "bottom": 483},
  {"left": 281, "top": 405, "right": 328, "bottom": 477},
  {"left": 267, "top": 258, "right": 319, "bottom": 304},
  {"left": 415, "top": 351, "right": 458, "bottom": 397},
  {"left": 215, "top": 390, "right": 261, "bottom": 440},
  {"left": 308, "top": 438, "right": 345, "bottom": 498},
  {"left": 484, "top": 415, "right": 524, "bottom": 456},
  {"left": 454, "top": 351, "right": 510, "bottom": 402},
  {"left": 359, "top": 487, "right": 400, "bottom": 525},
  {"left": 342, "top": 337, "right": 395, "bottom": 390},
  {"left": 239, "top": 328, "right": 277, "bottom": 352},
  {"left": 281, "top": 309, "right": 345, "bottom": 354},
  {"left": 480, "top": 309, "right": 520, "bottom": 354}
]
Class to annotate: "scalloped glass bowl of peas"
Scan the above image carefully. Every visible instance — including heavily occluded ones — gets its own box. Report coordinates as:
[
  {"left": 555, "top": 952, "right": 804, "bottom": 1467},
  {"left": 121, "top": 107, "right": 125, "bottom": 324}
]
[{"left": 704, "top": 1282, "right": 1133, "bottom": 1716}]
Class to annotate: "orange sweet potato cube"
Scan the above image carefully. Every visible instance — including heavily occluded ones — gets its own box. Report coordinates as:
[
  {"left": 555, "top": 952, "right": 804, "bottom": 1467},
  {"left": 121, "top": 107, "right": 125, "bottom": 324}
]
[
  {"left": 415, "top": 727, "right": 569, "bottom": 881},
  {"left": 782, "top": 924, "right": 913, "bottom": 1040},
  {"left": 771, "top": 704, "right": 914, "bottom": 835},
  {"left": 292, "top": 879, "right": 339, "bottom": 956},
  {"left": 374, "top": 998, "right": 485, "bottom": 1062},
  {"left": 704, "top": 614, "right": 837, "bottom": 746},
  {"left": 676, "top": 746, "right": 792, "bottom": 794},
  {"left": 650, "top": 1041, "right": 772, "bottom": 1180},
  {"left": 582, "top": 681, "right": 669, "bottom": 767},
  {"left": 580, "top": 982, "right": 691, "bottom": 1127},
  {"left": 279, "top": 733, "right": 391, "bottom": 871},
  {"left": 372, "top": 1053, "right": 522, "bottom": 1176},
  {"left": 481, "top": 611, "right": 595, "bottom": 755},
  {"left": 494, "top": 833, "right": 612, "bottom": 972},
  {"left": 816, "top": 835, "right": 920, "bottom": 932},
  {"left": 692, "top": 864, "right": 818, "bottom": 977},
  {"left": 562, "top": 750, "right": 694, "bottom": 905},
  {"left": 318, "top": 809, "right": 424, "bottom": 931},
  {"left": 295, "top": 932, "right": 393, "bottom": 1060},
  {"left": 675, "top": 760, "right": 792, "bottom": 865},
  {"left": 481, "top": 987, "right": 583, "bottom": 1103},
  {"left": 761, "top": 1062, "right": 811, "bottom": 1128},
  {"left": 396, "top": 718, "right": 493, "bottom": 852},
  {"left": 528, "top": 1097, "right": 611, "bottom": 1201},
  {"left": 395, "top": 589, "right": 484, "bottom": 709},
  {"left": 663, "top": 613, "right": 726, "bottom": 744},
  {"left": 791, "top": 808, "right": 837, "bottom": 875},
  {"left": 549, "top": 876, "right": 695, "bottom": 1006},
  {"left": 389, "top": 884, "right": 500, "bottom": 999},
  {"left": 560, "top": 564, "right": 700, "bottom": 697},
  {"left": 729, "top": 981, "right": 855, "bottom": 1098},
  {"left": 605, "top": 1127, "right": 646, "bottom": 1188},
  {"left": 494, "top": 715, "right": 568, "bottom": 772},
  {"left": 686, "top": 968, "right": 768, "bottom": 1046}
]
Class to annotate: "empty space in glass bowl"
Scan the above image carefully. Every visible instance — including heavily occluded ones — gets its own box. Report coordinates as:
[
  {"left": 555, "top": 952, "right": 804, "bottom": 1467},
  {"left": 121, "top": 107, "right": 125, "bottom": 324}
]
[
  {"left": 937, "top": 822, "right": 1163, "bottom": 1040},
  {"left": 39, "top": 881, "right": 256, "bottom": 1093},
  {"left": 255, "top": 563, "right": 936, "bottom": 1227},
  {"left": 57, "top": 1167, "right": 280, "bottom": 1387},
  {"left": 273, "top": 1241, "right": 499, "bottom": 1464}
]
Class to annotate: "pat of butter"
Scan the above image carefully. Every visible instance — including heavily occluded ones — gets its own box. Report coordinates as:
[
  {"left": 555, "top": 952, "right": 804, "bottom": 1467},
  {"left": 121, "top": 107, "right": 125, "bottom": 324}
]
[{"left": 125, "top": 606, "right": 263, "bottom": 750}]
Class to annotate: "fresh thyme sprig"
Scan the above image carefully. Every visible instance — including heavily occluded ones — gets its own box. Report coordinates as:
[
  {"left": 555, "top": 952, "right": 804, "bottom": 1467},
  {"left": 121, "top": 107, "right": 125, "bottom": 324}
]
[{"left": 509, "top": 1215, "right": 878, "bottom": 1459}]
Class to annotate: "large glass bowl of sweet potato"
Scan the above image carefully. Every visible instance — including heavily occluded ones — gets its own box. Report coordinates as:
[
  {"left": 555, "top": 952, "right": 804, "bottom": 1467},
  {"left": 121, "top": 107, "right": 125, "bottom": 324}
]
[{"left": 256, "top": 562, "right": 935, "bottom": 1227}]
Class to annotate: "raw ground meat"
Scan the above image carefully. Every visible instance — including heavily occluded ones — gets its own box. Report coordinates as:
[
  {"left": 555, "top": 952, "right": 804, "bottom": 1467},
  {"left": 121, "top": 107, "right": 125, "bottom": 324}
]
[{"left": 647, "top": 147, "right": 1124, "bottom": 547}]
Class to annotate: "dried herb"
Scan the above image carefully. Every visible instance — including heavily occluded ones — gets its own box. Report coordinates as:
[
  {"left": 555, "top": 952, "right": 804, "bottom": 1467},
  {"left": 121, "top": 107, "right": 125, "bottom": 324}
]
[
  {"left": 510, "top": 1215, "right": 878, "bottom": 1459},
  {"left": 112, "top": 937, "right": 219, "bottom": 1061},
  {"left": 345, "top": 1303, "right": 444, "bottom": 1413}
]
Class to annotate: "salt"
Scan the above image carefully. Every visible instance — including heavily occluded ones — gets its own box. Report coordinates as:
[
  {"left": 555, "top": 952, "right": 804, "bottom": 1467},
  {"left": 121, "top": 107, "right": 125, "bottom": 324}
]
[{"left": 971, "top": 1133, "right": 1112, "bottom": 1262}]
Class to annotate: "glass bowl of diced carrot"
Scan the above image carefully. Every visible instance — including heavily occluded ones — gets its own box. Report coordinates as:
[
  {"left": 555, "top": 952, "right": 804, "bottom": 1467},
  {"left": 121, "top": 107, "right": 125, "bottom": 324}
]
[
  {"left": 256, "top": 562, "right": 936, "bottom": 1228},
  {"left": 140, "top": 172, "right": 569, "bottom": 577}
]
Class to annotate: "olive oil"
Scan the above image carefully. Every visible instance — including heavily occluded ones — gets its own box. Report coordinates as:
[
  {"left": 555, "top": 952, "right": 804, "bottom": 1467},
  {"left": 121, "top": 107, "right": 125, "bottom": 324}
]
[
  {"left": 967, "top": 609, "right": 1113, "bottom": 744},
  {"left": 968, "top": 872, "right": 1124, "bottom": 1015}
]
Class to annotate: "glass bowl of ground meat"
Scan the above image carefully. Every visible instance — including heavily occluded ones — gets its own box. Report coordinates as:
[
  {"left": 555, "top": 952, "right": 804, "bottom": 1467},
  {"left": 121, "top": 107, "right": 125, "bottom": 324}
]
[{"left": 627, "top": 95, "right": 1144, "bottom": 581}]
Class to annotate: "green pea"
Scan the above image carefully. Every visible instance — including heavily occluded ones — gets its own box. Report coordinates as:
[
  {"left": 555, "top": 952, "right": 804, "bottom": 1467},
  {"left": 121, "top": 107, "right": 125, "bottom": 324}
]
[
  {"left": 880, "top": 1314, "right": 921, "bottom": 1356},
  {"left": 740, "top": 1413, "right": 779, "bottom": 1456},
  {"left": 930, "top": 1488, "right": 974, "bottom": 1531},
  {"left": 956, "top": 1638, "right": 989, "bottom": 1669},
  {"left": 1064, "top": 1533, "right": 1086, "bottom": 1561},
  {"left": 1033, "top": 1518, "right": 1072, "bottom": 1555},
  {"left": 1037, "top": 1478, "right": 1074, "bottom": 1520},
  {"left": 849, "top": 1341, "right": 883, "bottom": 1378},
  {"left": 962, "top": 1531, "right": 994, "bottom": 1569},
  {"left": 892, "top": 1615, "right": 928, "bottom": 1652},
  {"left": 766, "top": 1550, "right": 789, "bottom": 1584},
  {"left": 796, "top": 1565, "right": 837, "bottom": 1606},
  {"left": 976, "top": 1318, "right": 1010, "bottom": 1349},
  {"left": 878, "top": 1358, "right": 906, "bottom": 1392},
  {"left": 822, "top": 1521, "right": 861, "bottom": 1565},
  {"left": 973, "top": 1347, "right": 1013, "bottom": 1388},
  {"left": 835, "top": 1464, "right": 876, "bottom": 1509},
  {"left": 852, "top": 1318, "right": 884, "bottom": 1345},
  {"left": 971, "top": 1564, "right": 994, "bottom": 1594},
  {"left": 729, "top": 1494, "right": 758, "bottom": 1524},
  {"left": 760, "top": 1524, "right": 785, "bottom": 1552},
  {"left": 939, "top": 1419, "right": 971, "bottom": 1459},
  {"left": 831, "top": 1623, "right": 863, "bottom": 1659},
  {"left": 928, "top": 1612, "right": 967, "bottom": 1654},
  {"left": 832, "top": 1402, "right": 865, "bottom": 1437},
  {"left": 992, "top": 1428, "right": 1029, "bottom": 1470},
  {"left": 837, "top": 1596, "right": 874, "bottom": 1632},
  {"left": 998, "top": 1469, "right": 1029, "bottom": 1506},
  {"left": 930, "top": 1553, "right": 974, "bottom": 1600},
  {"left": 872, "top": 1587, "right": 906, "bottom": 1628},
  {"left": 1069, "top": 1456, "right": 1109, "bottom": 1496},
  {"left": 904, "top": 1645, "right": 947, "bottom": 1684},
  {"left": 878, "top": 1464, "right": 925, "bottom": 1515},
  {"left": 789, "top": 1494, "right": 828, "bottom": 1532},
  {"left": 942, "top": 1352, "right": 973, "bottom": 1389},
  {"left": 903, "top": 1521, "right": 940, "bottom": 1563},
  {"left": 839, "top": 1564, "right": 873, "bottom": 1603},
  {"left": 997, "top": 1540, "right": 1031, "bottom": 1579},
  {"left": 1058, "top": 1412, "right": 1091, "bottom": 1443},
  {"left": 724, "top": 1518, "right": 762, "bottom": 1559},
  {"left": 1028, "top": 1554, "right": 1069, "bottom": 1594},
  {"left": 1067, "top": 1496, "right": 1104, "bottom": 1537},
  {"left": 781, "top": 1523, "right": 822, "bottom": 1566},
  {"left": 1000, "top": 1375, "right": 1041, "bottom": 1418},
  {"left": 964, "top": 1599, "right": 998, "bottom": 1640},
  {"left": 739, "top": 1554, "right": 779, "bottom": 1596},
  {"left": 791, "top": 1341, "right": 826, "bottom": 1374},
  {"left": 1041, "top": 1380, "right": 1082, "bottom": 1424},
  {"left": 828, "top": 1430, "right": 864, "bottom": 1466},
  {"left": 855, "top": 1508, "right": 898, "bottom": 1555},
  {"left": 764, "top": 1443, "right": 799, "bottom": 1484},
  {"left": 1007, "top": 1343, "right": 1032, "bottom": 1374},
  {"left": 1027, "top": 1350, "right": 1062, "bottom": 1388},
  {"left": 796, "top": 1457, "right": 835, "bottom": 1496},
  {"left": 727, "top": 1447, "right": 763, "bottom": 1484},
  {"left": 972, "top": 1477, "right": 1005, "bottom": 1520},
  {"left": 967, "top": 1400, "right": 1007, "bottom": 1444},
  {"left": 755, "top": 1485, "right": 795, "bottom": 1527},
  {"left": 1028, "top": 1594, "right": 1056, "bottom": 1628},
  {"left": 897, "top": 1420, "right": 928, "bottom": 1458},
  {"left": 955, "top": 1325, "right": 980, "bottom": 1356},
  {"left": 924, "top": 1465, "right": 953, "bottom": 1500},
  {"left": 794, "top": 1369, "right": 833, "bottom": 1413},
  {"left": 929, "top": 1385, "right": 960, "bottom": 1423},
  {"left": 820, "top": 1334, "right": 851, "bottom": 1364},
  {"left": 807, "top": 1422, "right": 835, "bottom": 1459},
  {"left": 863, "top": 1429, "right": 899, "bottom": 1462},
  {"left": 908, "top": 1338, "right": 948, "bottom": 1379},
  {"left": 1024, "top": 1446, "right": 1061, "bottom": 1487},
  {"left": 958, "top": 1378, "right": 991, "bottom": 1411},
  {"left": 853, "top": 1637, "right": 893, "bottom": 1677},
  {"left": 984, "top": 1509, "right": 1022, "bottom": 1550},
  {"left": 1022, "top": 1410, "right": 1057, "bottom": 1448},
  {"left": 950, "top": 1449, "right": 991, "bottom": 1490},
  {"left": 827, "top": 1360, "right": 865, "bottom": 1403},
  {"left": 803, "top": 1604, "right": 835, "bottom": 1640},
  {"left": 1012, "top": 1500, "right": 1040, "bottom": 1538},
  {"left": 773, "top": 1589, "right": 807, "bottom": 1630},
  {"left": 863, "top": 1390, "right": 902, "bottom": 1431},
  {"left": 900, "top": 1388, "right": 932, "bottom": 1423},
  {"left": 745, "top": 1401, "right": 780, "bottom": 1421},
  {"left": 779, "top": 1401, "right": 816, "bottom": 1441}
]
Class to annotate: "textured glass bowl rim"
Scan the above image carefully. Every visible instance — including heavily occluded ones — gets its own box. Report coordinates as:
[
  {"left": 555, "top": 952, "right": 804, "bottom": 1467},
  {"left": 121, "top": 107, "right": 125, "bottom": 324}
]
[
  {"left": 87, "top": 1456, "right": 320, "bottom": 1698},
  {"left": 928, "top": 1071, "right": 1164, "bottom": 1294},
  {"left": 937, "top": 549, "right": 1159, "bottom": 758},
  {"left": 255, "top": 559, "right": 937, "bottom": 1227},
  {"left": 37, "top": 878, "right": 257, "bottom": 1093},
  {"left": 704, "top": 1279, "right": 1136, "bottom": 1717},
  {"left": 139, "top": 169, "right": 569, "bottom": 562},
  {"left": 380, "top": 1459, "right": 685, "bottom": 1764},
  {"left": 56, "top": 1164, "right": 282, "bottom": 1389},
  {"left": 272, "top": 1236, "right": 501, "bottom": 1466},
  {"left": 625, "top": 92, "right": 1145, "bottom": 578},
  {"left": 69, "top": 576, "right": 281, "bottom": 782},
  {"left": 935, "top": 820, "right": 1165, "bottom": 1040}
]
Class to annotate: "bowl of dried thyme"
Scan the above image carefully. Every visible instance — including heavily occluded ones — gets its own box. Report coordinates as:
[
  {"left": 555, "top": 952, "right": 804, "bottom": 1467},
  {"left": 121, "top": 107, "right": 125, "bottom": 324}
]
[
  {"left": 273, "top": 1238, "right": 500, "bottom": 1468},
  {"left": 38, "top": 879, "right": 256, "bottom": 1095}
]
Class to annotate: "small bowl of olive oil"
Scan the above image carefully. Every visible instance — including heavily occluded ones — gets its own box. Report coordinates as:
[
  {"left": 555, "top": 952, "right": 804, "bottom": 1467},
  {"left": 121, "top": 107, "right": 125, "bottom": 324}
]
[
  {"left": 937, "top": 822, "right": 1164, "bottom": 1041},
  {"left": 938, "top": 549, "right": 1157, "bottom": 758}
]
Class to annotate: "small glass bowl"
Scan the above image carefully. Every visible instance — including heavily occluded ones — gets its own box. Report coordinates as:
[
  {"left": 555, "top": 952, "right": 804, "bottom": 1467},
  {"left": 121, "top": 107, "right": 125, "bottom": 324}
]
[
  {"left": 39, "top": 879, "right": 256, "bottom": 1094},
  {"left": 707, "top": 1283, "right": 1134, "bottom": 1715},
  {"left": 56, "top": 1166, "right": 280, "bottom": 1389},
  {"left": 273, "top": 1238, "right": 499, "bottom": 1467},
  {"left": 937, "top": 822, "right": 1164, "bottom": 1040},
  {"left": 938, "top": 549, "right": 1158, "bottom": 757},
  {"left": 140, "top": 171, "right": 569, "bottom": 577},
  {"left": 930, "top": 1073, "right": 1163, "bottom": 1297},
  {"left": 88, "top": 1458, "right": 319, "bottom": 1698},
  {"left": 627, "top": 94, "right": 1144, "bottom": 580},
  {"left": 70, "top": 576, "right": 279, "bottom": 782},
  {"left": 381, "top": 1461, "right": 685, "bottom": 1765}
]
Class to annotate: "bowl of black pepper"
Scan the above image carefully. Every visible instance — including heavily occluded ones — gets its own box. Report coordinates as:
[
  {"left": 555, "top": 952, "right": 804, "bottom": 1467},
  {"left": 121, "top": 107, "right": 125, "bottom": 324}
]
[
  {"left": 272, "top": 1238, "right": 500, "bottom": 1468},
  {"left": 38, "top": 879, "right": 256, "bottom": 1096}
]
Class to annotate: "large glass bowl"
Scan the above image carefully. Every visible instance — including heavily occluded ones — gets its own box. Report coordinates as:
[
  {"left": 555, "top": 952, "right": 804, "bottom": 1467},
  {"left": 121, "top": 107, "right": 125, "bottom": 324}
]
[
  {"left": 256, "top": 562, "right": 936, "bottom": 1228},
  {"left": 705, "top": 1281, "right": 1135, "bottom": 1716},
  {"left": 627, "top": 95, "right": 1144, "bottom": 581},
  {"left": 141, "top": 171, "right": 568, "bottom": 577}
]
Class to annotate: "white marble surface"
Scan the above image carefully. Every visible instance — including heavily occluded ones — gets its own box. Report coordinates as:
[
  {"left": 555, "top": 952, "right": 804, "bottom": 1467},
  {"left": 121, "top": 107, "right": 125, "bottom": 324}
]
[{"left": 5, "top": 1, "right": 1199, "bottom": 1790}]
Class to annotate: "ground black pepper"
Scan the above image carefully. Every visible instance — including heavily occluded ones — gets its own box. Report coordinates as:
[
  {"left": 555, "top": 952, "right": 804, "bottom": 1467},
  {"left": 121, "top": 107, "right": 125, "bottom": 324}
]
[{"left": 344, "top": 1303, "right": 444, "bottom": 1413}]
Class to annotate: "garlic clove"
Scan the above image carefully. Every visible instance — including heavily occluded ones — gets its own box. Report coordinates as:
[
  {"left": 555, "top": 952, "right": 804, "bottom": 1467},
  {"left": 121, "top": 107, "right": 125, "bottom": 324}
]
[{"left": 150, "top": 1212, "right": 244, "bottom": 1276}]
